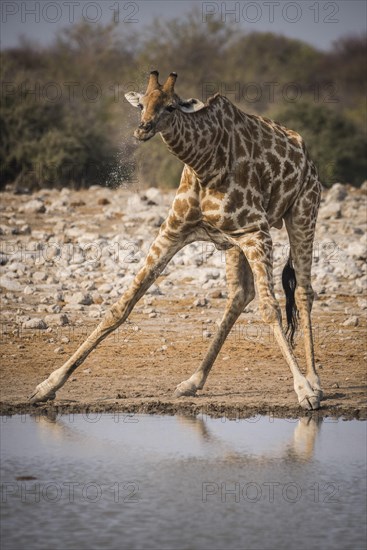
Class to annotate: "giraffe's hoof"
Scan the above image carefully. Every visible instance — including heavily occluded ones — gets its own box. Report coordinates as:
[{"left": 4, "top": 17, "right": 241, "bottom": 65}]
[
  {"left": 29, "top": 381, "right": 56, "bottom": 404},
  {"left": 313, "top": 389, "right": 324, "bottom": 401},
  {"left": 299, "top": 394, "right": 320, "bottom": 411},
  {"left": 173, "top": 381, "right": 198, "bottom": 398},
  {"left": 306, "top": 375, "right": 323, "bottom": 401}
]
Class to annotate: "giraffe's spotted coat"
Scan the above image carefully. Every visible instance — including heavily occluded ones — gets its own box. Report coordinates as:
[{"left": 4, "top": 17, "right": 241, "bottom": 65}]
[{"left": 29, "top": 72, "right": 323, "bottom": 413}]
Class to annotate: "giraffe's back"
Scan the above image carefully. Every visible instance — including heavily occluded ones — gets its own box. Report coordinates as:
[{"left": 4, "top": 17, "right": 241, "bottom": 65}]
[{"left": 200, "top": 97, "right": 321, "bottom": 233}]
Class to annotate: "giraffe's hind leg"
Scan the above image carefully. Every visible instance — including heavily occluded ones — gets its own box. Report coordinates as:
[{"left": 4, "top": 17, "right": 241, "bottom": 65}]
[
  {"left": 285, "top": 188, "right": 323, "bottom": 400},
  {"left": 174, "top": 247, "right": 255, "bottom": 397},
  {"left": 236, "top": 228, "right": 320, "bottom": 410}
]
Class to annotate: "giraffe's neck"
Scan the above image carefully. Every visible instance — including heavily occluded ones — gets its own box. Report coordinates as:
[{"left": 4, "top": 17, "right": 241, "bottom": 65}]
[{"left": 160, "top": 96, "right": 228, "bottom": 180}]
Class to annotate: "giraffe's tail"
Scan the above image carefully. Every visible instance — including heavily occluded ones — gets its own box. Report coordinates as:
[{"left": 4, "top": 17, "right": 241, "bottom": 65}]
[{"left": 281, "top": 255, "right": 298, "bottom": 347}]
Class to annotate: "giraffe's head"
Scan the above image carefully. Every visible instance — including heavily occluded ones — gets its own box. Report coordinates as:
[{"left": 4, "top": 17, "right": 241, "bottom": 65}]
[{"left": 125, "top": 71, "right": 204, "bottom": 141}]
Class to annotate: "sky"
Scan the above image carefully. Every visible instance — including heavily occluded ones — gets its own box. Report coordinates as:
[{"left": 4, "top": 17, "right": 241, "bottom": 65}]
[{"left": 1, "top": 0, "right": 366, "bottom": 52}]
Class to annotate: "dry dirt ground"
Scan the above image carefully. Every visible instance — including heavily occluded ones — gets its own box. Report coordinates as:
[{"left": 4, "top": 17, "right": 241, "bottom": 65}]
[
  {"left": 1, "top": 281, "right": 366, "bottom": 420},
  {"left": 0, "top": 189, "right": 366, "bottom": 419}
]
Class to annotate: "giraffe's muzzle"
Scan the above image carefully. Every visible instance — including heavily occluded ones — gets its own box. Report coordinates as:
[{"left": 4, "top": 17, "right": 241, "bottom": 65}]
[{"left": 134, "top": 121, "right": 156, "bottom": 142}]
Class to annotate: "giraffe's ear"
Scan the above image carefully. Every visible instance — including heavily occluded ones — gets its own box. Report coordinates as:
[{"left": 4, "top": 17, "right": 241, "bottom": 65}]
[
  {"left": 125, "top": 92, "right": 143, "bottom": 108},
  {"left": 178, "top": 98, "right": 205, "bottom": 113}
]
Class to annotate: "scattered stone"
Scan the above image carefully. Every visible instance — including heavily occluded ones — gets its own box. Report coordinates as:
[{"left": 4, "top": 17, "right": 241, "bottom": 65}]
[
  {"left": 325, "top": 183, "right": 347, "bottom": 202},
  {"left": 88, "top": 308, "right": 102, "bottom": 318},
  {"left": 91, "top": 292, "right": 103, "bottom": 304},
  {"left": 194, "top": 298, "right": 208, "bottom": 307},
  {"left": 8, "top": 262, "right": 26, "bottom": 273},
  {"left": 97, "top": 197, "right": 110, "bottom": 205},
  {"left": 147, "top": 285, "right": 163, "bottom": 296},
  {"left": 0, "top": 277, "right": 22, "bottom": 292},
  {"left": 65, "top": 292, "right": 93, "bottom": 305},
  {"left": 22, "top": 318, "right": 47, "bottom": 329},
  {"left": 319, "top": 202, "right": 342, "bottom": 220},
  {"left": 347, "top": 242, "right": 366, "bottom": 260},
  {"left": 98, "top": 283, "right": 113, "bottom": 293},
  {"left": 23, "top": 199, "right": 46, "bottom": 214},
  {"left": 44, "top": 314, "right": 69, "bottom": 326},
  {"left": 11, "top": 224, "right": 31, "bottom": 235},
  {"left": 32, "top": 271, "right": 47, "bottom": 282},
  {"left": 54, "top": 347, "right": 64, "bottom": 354},
  {"left": 0, "top": 254, "right": 8, "bottom": 265},
  {"left": 144, "top": 187, "right": 163, "bottom": 205},
  {"left": 210, "top": 290, "right": 224, "bottom": 299},
  {"left": 357, "top": 298, "right": 367, "bottom": 310},
  {"left": 83, "top": 368, "right": 91, "bottom": 374},
  {"left": 342, "top": 316, "right": 359, "bottom": 327}
]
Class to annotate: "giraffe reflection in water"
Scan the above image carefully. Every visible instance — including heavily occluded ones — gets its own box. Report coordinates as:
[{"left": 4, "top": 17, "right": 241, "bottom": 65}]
[{"left": 32, "top": 412, "right": 321, "bottom": 463}]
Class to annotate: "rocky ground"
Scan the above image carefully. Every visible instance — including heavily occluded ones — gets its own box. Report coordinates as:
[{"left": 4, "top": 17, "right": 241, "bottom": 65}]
[{"left": 0, "top": 183, "right": 366, "bottom": 418}]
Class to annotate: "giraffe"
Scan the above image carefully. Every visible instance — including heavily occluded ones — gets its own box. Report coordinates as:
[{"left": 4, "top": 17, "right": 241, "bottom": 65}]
[{"left": 30, "top": 71, "right": 323, "bottom": 410}]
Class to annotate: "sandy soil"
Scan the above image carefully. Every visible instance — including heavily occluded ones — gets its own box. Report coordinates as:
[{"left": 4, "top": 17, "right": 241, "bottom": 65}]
[
  {"left": 1, "top": 292, "right": 366, "bottom": 419},
  {"left": 0, "top": 188, "right": 366, "bottom": 419}
]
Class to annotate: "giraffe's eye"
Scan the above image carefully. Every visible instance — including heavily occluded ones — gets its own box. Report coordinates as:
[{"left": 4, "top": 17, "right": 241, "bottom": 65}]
[
  {"left": 138, "top": 104, "right": 143, "bottom": 110},
  {"left": 166, "top": 105, "right": 175, "bottom": 112}
]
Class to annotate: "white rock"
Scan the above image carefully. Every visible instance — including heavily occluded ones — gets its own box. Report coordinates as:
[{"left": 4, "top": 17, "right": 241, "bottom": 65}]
[
  {"left": 347, "top": 242, "right": 366, "bottom": 260},
  {"left": 11, "top": 224, "right": 31, "bottom": 235},
  {"left": 98, "top": 283, "right": 113, "bottom": 293},
  {"left": 342, "top": 316, "right": 359, "bottom": 327},
  {"left": 23, "top": 199, "right": 46, "bottom": 214},
  {"left": 8, "top": 262, "right": 26, "bottom": 272},
  {"left": 65, "top": 292, "right": 93, "bottom": 305},
  {"left": 144, "top": 187, "right": 163, "bottom": 205},
  {"left": 44, "top": 314, "right": 69, "bottom": 326},
  {"left": 319, "top": 202, "right": 342, "bottom": 220},
  {"left": 126, "top": 194, "right": 145, "bottom": 211},
  {"left": 88, "top": 307, "right": 102, "bottom": 318},
  {"left": 22, "top": 318, "right": 47, "bottom": 329},
  {"left": 325, "top": 184, "right": 347, "bottom": 202},
  {"left": 0, "top": 277, "right": 22, "bottom": 291},
  {"left": 33, "top": 271, "right": 48, "bottom": 282},
  {"left": 23, "top": 285, "right": 34, "bottom": 295},
  {"left": 194, "top": 298, "right": 208, "bottom": 307},
  {"left": 147, "top": 284, "right": 163, "bottom": 295}
]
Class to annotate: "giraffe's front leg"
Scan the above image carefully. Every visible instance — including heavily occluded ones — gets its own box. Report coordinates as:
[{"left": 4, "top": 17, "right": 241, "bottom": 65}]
[
  {"left": 238, "top": 229, "right": 320, "bottom": 411},
  {"left": 29, "top": 226, "right": 191, "bottom": 404},
  {"left": 174, "top": 248, "right": 255, "bottom": 398}
]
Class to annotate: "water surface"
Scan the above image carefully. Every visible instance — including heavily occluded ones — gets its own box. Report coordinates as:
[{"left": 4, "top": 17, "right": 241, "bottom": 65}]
[{"left": 1, "top": 414, "right": 366, "bottom": 550}]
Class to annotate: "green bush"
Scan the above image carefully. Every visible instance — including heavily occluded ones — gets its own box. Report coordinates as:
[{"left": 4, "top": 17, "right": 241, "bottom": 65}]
[{"left": 1, "top": 16, "right": 366, "bottom": 190}]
